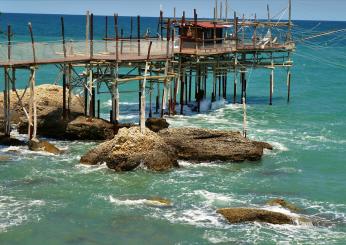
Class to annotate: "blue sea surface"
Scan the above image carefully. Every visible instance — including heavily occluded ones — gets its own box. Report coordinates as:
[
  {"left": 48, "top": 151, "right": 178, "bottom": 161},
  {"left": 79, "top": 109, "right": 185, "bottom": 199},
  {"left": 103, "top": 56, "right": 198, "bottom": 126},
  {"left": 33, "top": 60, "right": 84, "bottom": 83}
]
[{"left": 0, "top": 13, "right": 346, "bottom": 244}]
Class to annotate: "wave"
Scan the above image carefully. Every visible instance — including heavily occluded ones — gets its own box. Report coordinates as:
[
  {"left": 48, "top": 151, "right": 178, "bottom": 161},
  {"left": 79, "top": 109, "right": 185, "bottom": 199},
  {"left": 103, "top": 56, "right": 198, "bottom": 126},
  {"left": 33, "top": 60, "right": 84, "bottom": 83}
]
[{"left": 0, "top": 195, "right": 45, "bottom": 233}]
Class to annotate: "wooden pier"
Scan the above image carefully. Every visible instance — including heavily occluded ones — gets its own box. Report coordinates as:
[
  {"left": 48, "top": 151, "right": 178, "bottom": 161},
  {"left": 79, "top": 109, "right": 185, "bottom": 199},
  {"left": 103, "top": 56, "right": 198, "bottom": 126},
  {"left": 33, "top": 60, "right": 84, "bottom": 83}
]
[{"left": 0, "top": 0, "right": 295, "bottom": 139}]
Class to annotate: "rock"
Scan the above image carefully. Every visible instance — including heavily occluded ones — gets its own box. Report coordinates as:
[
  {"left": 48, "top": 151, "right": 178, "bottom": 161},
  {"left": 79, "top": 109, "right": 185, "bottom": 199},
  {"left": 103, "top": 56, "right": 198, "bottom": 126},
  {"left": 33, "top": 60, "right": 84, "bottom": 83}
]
[
  {"left": 80, "top": 127, "right": 178, "bottom": 171},
  {"left": 80, "top": 127, "right": 272, "bottom": 172},
  {"left": 28, "top": 139, "right": 61, "bottom": 154},
  {"left": 1, "top": 84, "right": 84, "bottom": 139},
  {"left": 217, "top": 208, "right": 294, "bottom": 225},
  {"left": 144, "top": 197, "right": 173, "bottom": 207},
  {"left": 65, "top": 116, "right": 115, "bottom": 140},
  {"left": 0, "top": 134, "right": 26, "bottom": 146},
  {"left": 158, "top": 128, "right": 272, "bottom": 162},
  {"left": 145, "top": 118, "right": 169, "bottom": 132},
  {"left": 0, "top": 155, "right": 11, "bottom": 161},
  {"left": 266, "top": 198, "right": 300, "bottom": 212}
]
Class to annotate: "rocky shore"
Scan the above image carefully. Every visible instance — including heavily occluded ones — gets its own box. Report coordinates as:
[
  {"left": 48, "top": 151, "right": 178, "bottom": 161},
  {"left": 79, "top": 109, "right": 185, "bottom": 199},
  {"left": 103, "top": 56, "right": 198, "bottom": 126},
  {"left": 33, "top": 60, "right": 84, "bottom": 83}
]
[{"left": 80, "top": 127, "right": 272, "bottom": 171}]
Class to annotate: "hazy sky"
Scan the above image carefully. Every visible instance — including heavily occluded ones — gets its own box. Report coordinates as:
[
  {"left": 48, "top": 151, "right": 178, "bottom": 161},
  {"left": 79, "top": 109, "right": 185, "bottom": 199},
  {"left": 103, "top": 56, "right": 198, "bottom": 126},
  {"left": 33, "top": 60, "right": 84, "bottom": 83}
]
[{"left": 1, "top": 0, "right": 345, "bottom": 21}]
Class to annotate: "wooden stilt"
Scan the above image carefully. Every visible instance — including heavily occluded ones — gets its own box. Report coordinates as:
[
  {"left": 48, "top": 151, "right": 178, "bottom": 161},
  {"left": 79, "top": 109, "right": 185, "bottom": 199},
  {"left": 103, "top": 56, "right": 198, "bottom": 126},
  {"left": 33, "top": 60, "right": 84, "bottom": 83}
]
[
  {"left": 197, "top": 65, "right": 201, "bottom": 112},
  {"left": 269, "top": 72, "right": 273, "bottom": 105},
  {"left": 287, "top": 70, "right": 291, "bottom": 103},
  {"left": 97, "top": 100, "right": 100, "bottom": 118},
  {"left": 188, "top": 68, "right": 192, "bottom": 102},
  {"left": 140, "top": 41, "right": 152, "bottom": 133},
  {"left": 3, "top": 67, "right": 10, "bottom": 136},
  {"left": 62, "top": 65, "right": 67, "bottom": 119},
  {"left": 28, "top": 67, "right": 37, "bottom": 140},
  {"left": 67, "top": 64, "right": 72, "bottom": 117},
  {"left": 115, "top": 67, "right": 120, "bottom": 124},
  {"left": 180, "top": 67, "right": 185, "bottom": 114},
  {"left": 212, "top": 65, "right": 216, "bottom": 102},
  {"left": 156, "top": 81, "right": 160, "bottom": 114}
]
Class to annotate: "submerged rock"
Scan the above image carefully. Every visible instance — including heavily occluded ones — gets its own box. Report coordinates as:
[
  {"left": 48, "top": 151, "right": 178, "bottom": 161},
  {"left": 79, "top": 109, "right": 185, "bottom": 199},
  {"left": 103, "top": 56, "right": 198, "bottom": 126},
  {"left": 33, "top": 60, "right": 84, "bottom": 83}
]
[
  {"left": 0, "top": 155, "right": 11, "bottom": 161},
  {"left": 80, "top": 127, "right": 178, "bottom": 171},
  {"left": 28, "top": 139, "right": 61, "bottom": 154},
  {"left": 266, "top": 198, "right": 300, "bottom": 212},
  {"left": 159, "top": 128, "right": 272, "bottom": 162},
  {"left": 145, "top": 118, "right": 169, "bottom": 132},
  {"left": 217, "top": 208, "right": 294, "bottom": 225},
  {"left": 144, "top": 197, "right": 173, "bottom": 207}
]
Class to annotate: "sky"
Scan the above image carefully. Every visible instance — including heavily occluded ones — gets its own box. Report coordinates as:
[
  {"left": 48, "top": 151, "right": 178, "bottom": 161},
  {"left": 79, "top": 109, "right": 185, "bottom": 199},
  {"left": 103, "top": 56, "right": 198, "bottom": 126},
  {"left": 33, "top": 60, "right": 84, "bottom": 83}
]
[{"left": 0, "top": 0, "right": 346, "bottom": 21}]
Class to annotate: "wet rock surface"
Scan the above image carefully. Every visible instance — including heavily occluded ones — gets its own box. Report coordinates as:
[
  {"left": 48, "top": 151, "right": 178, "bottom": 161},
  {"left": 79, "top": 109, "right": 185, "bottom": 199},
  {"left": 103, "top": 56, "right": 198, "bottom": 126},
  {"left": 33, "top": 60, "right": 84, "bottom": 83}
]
[
  {"left": 28, "top": 139, "right": 61, "bottom": 154},
  {"left": 266, "top": 198, "right": 300, "bottom": 212},
  {"left": 81, "top": 127, "right": 272, "bottom": 171},
  {"left": 80, "top": 127, "right": 178, "bottom": 171},
  {"left": 217, "top": 208, "right": 294, "bottom": 225},
  {"left": 145, "top": 118, "right": 169, "bottom": 132},
  {"left": 158, "top": 127, "right": 272, "bottom": 162},
  {"left": 65, "top": 116, "right": 115, "bottom": 140}
]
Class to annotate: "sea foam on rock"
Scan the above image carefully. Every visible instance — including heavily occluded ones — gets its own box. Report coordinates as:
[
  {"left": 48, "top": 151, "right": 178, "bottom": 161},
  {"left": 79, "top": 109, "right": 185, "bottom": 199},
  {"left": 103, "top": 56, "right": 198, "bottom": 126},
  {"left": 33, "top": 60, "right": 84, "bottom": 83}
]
[{"left": 80, "top": 127, "right": 272, "bottom": 171}]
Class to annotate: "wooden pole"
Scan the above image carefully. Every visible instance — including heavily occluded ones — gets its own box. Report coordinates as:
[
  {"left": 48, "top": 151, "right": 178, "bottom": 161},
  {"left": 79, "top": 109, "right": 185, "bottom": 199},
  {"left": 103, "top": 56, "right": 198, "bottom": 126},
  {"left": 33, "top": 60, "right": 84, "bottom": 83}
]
[
  {"left": 140, "top": 41, "right": 153, "bottom": 133},
  {"left": 287, "top": 69, "right": 291, "bottom": 103},
  {"left": 7, "top": 25, "right": 11, "bottom": 63},
  {"left": 160, "top": 10, "right": 163, "bottom": 39},
  {"left": 90, "top": 13, "right": 94, "bottom": 58},
  {"left": 188, "top": 68, "right": 192, "bottom": 102},
  {"left": 180, "top": 67, "right": 185, "bottom": 114},
  {"left": 114, "top": 14, "right": 119, "bottom": 60},
  {"left": 61, "top": 17, "right": 68, "bottom": 120},
  {"left": 3, "top": 68, "right": 10, "bottom": 136},
  {"left": 28, "top": 22, "right": 36, "bottom": 64},
  {"left": 86, "top": 11, "right": 90, "bottom": 53},
  {"left": 130, "top": 16, "right": 133, "bottom": 40},
  {"left": 28, "top": 67, "right": 37, "bottom": 140},
  {"left": 97, "top": 100, "right": 100, "bottom": 118},
  {"left": 67, "top": 64, "right": 72, "bottom": 117},
  {"left": 105, "top": 16, "right": 108, "bottom": 52},
  {"left": 269, "top": 72, "right": 273, "bottom": 105},
  {"left": 137, "top": 15, "right": 141, "bottom": 56}
]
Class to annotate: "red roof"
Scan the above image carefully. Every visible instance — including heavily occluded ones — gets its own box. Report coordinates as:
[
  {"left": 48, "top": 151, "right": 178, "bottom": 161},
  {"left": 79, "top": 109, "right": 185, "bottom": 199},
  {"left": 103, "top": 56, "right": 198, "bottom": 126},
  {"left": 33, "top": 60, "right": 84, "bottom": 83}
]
[{"left": 195, "top": 22, "right": 226, "bottom": 29}]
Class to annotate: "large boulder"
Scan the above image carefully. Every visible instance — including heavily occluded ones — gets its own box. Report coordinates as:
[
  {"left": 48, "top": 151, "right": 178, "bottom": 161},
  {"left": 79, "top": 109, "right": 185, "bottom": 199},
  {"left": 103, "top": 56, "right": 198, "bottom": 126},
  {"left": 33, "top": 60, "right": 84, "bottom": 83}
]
[
  {"left": 80, "top": 127, "right": 272, "bottom": 172},
  {"left": 0, "top": 84, "right": 84, "bottom": 123},
  {"left": 217, "top": 208, "right": 294, "bottom": 225},
  {"left": 145, "top": 118, "right": 169, "bottom": 132},
  {"left": 158, "top": 128, "right": 272, "bottom": 162},
  {"left": 0, "top": 84, "right": 84, "bottom": 139},
  {"left": 80, "top": 127, "right": 178, "bottom": 171},
  {"left": 65, "top": 116, "right": 115, "bottom": 140}
]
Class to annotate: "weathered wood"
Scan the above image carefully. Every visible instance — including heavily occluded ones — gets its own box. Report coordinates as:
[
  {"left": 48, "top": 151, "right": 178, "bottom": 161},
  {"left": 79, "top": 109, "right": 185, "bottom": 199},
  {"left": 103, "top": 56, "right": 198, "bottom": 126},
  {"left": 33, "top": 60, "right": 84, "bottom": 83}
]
[
  {"left": 114, "top": 14, "right": 119, "bottom": 60},
  {"left": 28, "top": 23, "right": 36, "bottom": 64},
  {"left": 140, "top": 41, "right": 153, "bottom": 133},
  {"left": 90, "top": 13, "right": 94, "bottom": 58},
  {"left": 287, "top": 70, "right": 291, "bottom": 103},
  {"left": 180, "top": 67, "right": 185, "bottom": 114},
  {"left": 28, "top": 67, "right": 37, "bottom": 139},
  {"left": 137, "top": 15, "right": 141, "bottom": 56}
]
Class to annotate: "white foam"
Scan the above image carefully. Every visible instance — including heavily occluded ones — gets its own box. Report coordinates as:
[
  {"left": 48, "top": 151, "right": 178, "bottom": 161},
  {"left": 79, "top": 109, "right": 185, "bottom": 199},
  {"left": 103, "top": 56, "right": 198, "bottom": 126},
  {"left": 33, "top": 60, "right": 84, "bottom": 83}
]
[
  {"left": 109, "top": 196, "right": 147, "bottom": 206},
  {"left": 0, "top": 195, "right": 45, "bottom": 232},
  {"left": 194, "top": 190, "right": 234, "bottom": 206},
  {"left": 75, "top": 163, "right": 108, "bottom": 173}
]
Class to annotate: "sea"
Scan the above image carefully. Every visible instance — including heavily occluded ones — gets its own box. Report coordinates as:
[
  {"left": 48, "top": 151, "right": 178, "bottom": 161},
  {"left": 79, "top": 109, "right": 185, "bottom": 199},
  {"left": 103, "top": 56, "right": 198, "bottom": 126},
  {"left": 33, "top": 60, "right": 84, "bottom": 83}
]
[{"left": 0, "top": 13, "right": 345, "bottom": 244}]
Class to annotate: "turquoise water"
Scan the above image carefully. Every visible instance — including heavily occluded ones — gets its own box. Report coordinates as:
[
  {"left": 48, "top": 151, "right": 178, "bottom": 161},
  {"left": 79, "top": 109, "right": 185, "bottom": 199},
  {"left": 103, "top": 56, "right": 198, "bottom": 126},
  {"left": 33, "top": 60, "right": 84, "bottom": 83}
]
[{"left": 0, "top": 14, "right": 346, "bottom": 244}]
